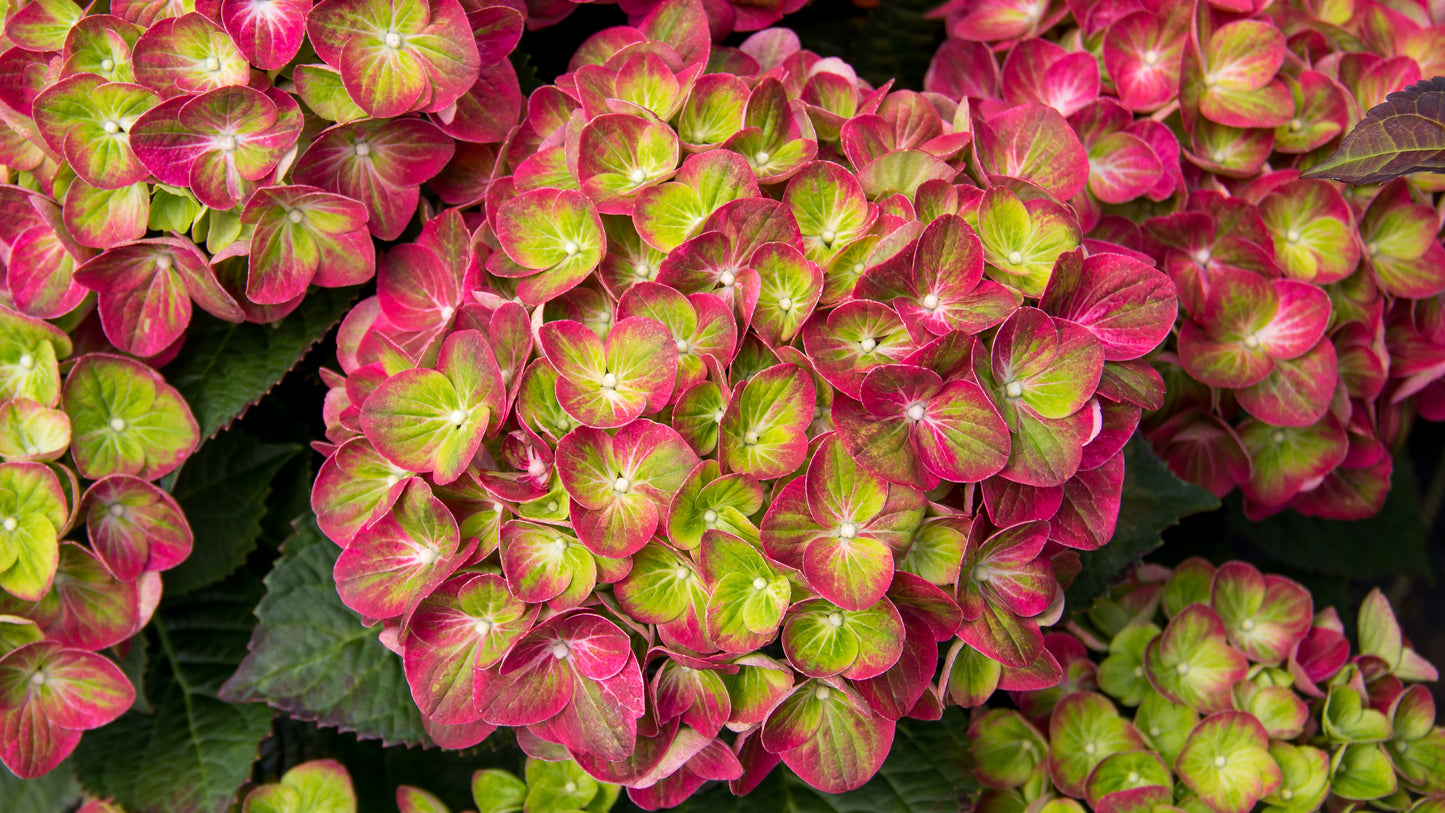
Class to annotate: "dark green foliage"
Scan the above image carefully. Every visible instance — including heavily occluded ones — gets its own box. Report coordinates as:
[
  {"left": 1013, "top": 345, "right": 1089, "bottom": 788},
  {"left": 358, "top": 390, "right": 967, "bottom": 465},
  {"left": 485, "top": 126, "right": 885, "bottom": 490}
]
[
  {"left": 1066, "top": 436, "right": 1220, "bottom": 613},
  {"left": 73, "top": 574, "right": 275, "bottom": 813},
  {"left": 165, "top": 430, "right": 300, "bottom": 595},
  {"left": 164, "top": 286, "right": 356, "bottom": 440},
  {"left": 0, "top": 760, "right": 81, "bottom": 812},
  {"left": 220, "top": 515, "right": 432, "bottom": 747},
  {"left": 1224, "top": 456, "right": 1433, "bottom": 582}
]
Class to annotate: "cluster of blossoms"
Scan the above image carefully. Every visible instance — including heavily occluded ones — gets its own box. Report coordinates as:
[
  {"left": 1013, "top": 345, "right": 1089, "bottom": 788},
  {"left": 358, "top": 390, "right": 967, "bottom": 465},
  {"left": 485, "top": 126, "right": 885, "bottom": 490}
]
[
  {"left": 966, "top": 559, "right": 1443, "bottom": 813},
  {"left": 0, "top": 305, "right": 201, "bottom": 778},
  {"left": 235, "top": 756, "right": 621, "bottom": 813},
  {"left": 926, "top": 0, "right": 1445, "bottom": 518},
  {"left": 309, "top": 0, "right": 1186, "bottom": 803}
]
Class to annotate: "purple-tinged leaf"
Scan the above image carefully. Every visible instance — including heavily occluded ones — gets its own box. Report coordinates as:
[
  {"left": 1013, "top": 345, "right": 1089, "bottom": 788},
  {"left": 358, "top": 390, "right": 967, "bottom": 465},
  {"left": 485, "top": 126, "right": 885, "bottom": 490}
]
[{"left": 1302, "top": 76, "right": 1445, "bottom": 184}]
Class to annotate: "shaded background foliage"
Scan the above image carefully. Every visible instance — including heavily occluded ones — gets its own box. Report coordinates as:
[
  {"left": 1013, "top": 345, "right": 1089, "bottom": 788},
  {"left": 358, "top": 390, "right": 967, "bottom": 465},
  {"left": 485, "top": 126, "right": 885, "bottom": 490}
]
[{"left": 1, "top": 0, "right": 1440, "bottom": 810}]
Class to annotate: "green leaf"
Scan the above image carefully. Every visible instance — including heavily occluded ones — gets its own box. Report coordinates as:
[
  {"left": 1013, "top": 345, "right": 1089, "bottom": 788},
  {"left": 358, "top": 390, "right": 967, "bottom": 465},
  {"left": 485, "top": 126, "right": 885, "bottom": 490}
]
[
  {"left": 73, "top": 573, "right": 274, "bottom": 813},
  {"left": 165, "top": 429, "right": 300, "bottom": 595},
  {"left": 0, "top": 760, "right": 81, "bottom": 812},
  {"left": 164, "top": 287, "right": 357, "bottom": 440},
  {"left": 661, "top": 709, "right": 977, "bottom": 812},
  {"left": 219, "top": 514, "right": 431, "bottom": 746},
  {"left": 1067, "top": 436, "right": 1219, "bottom": 612},
  {"left": 1224, "top": 454, "right": 1431, "bottom": 580}
]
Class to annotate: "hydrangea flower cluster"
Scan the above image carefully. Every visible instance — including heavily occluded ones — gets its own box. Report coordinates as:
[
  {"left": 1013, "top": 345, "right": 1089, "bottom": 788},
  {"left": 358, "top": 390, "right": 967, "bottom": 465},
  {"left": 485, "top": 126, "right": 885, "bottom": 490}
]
[
  {"left": 309, "top": 0, "right": 1184, "bottom": 802},
  {"left": 925, "top": 0, "right": 1445, "bottom": 519},
  {"left": 233, "top": 756, "right": 622, "bottom": 813},
  {"left": 966, "top": 559, "right": 1443, "bottom": 813},
  {"left": 0, "top": 305, "right": 201, "bottom": 778}
]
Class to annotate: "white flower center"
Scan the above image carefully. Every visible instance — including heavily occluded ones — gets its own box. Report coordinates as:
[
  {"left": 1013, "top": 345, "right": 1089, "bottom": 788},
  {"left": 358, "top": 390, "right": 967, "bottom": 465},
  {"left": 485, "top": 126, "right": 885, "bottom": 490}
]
[
  {"left": 1281, "top": 789, "right": 1294, "bottom": 801},
  {"left": 287, "top": 209, "right": 304, "bottom": 224},
  {"left": 814, "top": 685, "right": 831, "bottom": 700},
  {"left": 1241, "top": 618, "right": 1255, "bottom": 631},
  {"left": 718, "top": 270, "right": 736, "bottom": 287},
  {"left": 859, "top": 337, "right": 877, "bottom": 353},
  {"left": 906, "top": 403, "right": 926, "bottom": 421},
  {"left": 1213, "top": 756, "right": 1227, "bottom": 768},
  {"left": 821, "top": 229, "right": 836, "bottom": 244},
  {"left": 1084, "top": 742, "right": 1097, "bottom": 754},
  {"left": 1176, "top": 662, "right": 1190, "bottom": 675},
  {"left": 922, "top": 294, "right": 940, "bottom": 310},
  {"left": 220, "top": 135, "right": 236, "bottom": 152},
  {"left": 1286, "top": 228, "right": 1301, "bottom": 243},
  {"left": 1, "top": 517, "right": 14, "bottom": 532},
  {"left": 109, "top": 418, "right": 126, "bottom": 432},
  {"left": 473, "top": 618, "right": 493, "bottom": 636},
  {"left": 550, "top": 640, "right": 570, "bottom": 659},
  {"left": 563, "top": 782, "right": 577, "bottom": 794},
  {"left": 1211, "top": 150, "right": 1225, "bottom": 162},
  {"left": 155, "top": 254, "right": 173, "bottom": 270},
  {"left": 675, "top": 338, "right": 689, "bottom": 353},
  {"left": 1127, "top": 772, "right": 1140, "bottom": 784},
  {"left": 826, "top": 612, "right": 843, "bottom": 627},
  {"left": 1272, "top": 430, "right": 1286, "bottom": 444},
  {"left": 1243, "top": 334, "right": 1260, "bottom": 349},
  {"left": 601, "top": 372, "right": 618, "bottom": 389},
  {"left": 1005, "top": 381, "right": 1023, "bottom": 398},
  {"left": 777, "top": 297, "right": 793, "bottom": 310},
  {"left": 711, "top": 410, "right": 725, "bottom": 423},
  {"left": 744, "top": 430, "right": 760, "bottom": 445},
  {"left": 752, "top": 577, "right": 768, "bottom": 590},
  {"left": 1288, "top": 119, "right": 1303, "bottom": 132},
  {"left": 354, "top": 141, "right": 371, "bottom": 156},
  {"left": 1144, "top": 50, "right": 1159, "bottom": 66},
  {"left": 100, "top": 58, "right": 115, "bottom": 71},
  {"left": 109, "top": 503, "right": 125, "bottom": 517},
  {"left": 204, "top": 56, "right": 221, "bottom": 72},
  {"left": 417, "top": 546, "right": 439, "bottom": 565},
  {"left": 754, "top": 150, "right": 770, "bottom": 165},
  {"left": 634, "top": 261, "right": 653, "bottom": 279},
  {"left": 449, "top": 409, "right": 466, "bottom": 426},
  {"left": 29, "top": 670, "right": 45, "bottom": 685},
  {"left": 17, "top": 354, "right": 33, "bottom": 369},
  {"left": 384, "top": 32, "right": 402, "bottom": 49},
  {"left": 613, "top": 476, "right": 630, "bottom": 493},
  {"left": 838, "top": 522, "right": 857, "bottom": 539},
  {"left": 1193, "top": 248, "right": 1211, "bottom": 265},
  {"left": 563, "top": 241, "right": 579, "bottom": 256},
  {"left": 628, "top": 168, "right": 645, "bottom": 184},
  {"left": 1007, "top": 251, "right": 1023, "bottom": 264},
  {"left": 1133, "top": 666, "right": 1144, "bottom": 677},
  {"left": 103, "top": 120, "right": 119, "bottom": 134},
  {"left": 703, "top": 509, "right": 718, "bottom": 523}
]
